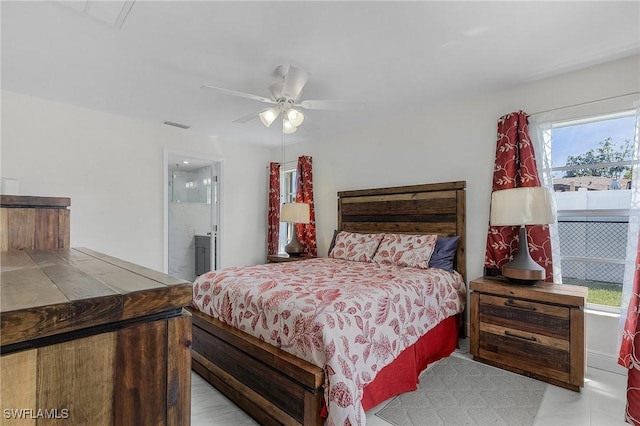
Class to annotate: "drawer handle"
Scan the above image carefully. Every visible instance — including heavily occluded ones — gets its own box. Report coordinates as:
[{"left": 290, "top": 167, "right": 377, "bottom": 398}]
[
  {"left": 505, "top": 330, "right": 537, "bottom": 342},
  {"left": 504, "top": 298, "right": 536, "bottom": 311}
]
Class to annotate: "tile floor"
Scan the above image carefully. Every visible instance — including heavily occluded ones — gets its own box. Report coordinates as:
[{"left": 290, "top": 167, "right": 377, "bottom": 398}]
[{"left": 191, "top": 338, "right": 629, "bottom": 426}]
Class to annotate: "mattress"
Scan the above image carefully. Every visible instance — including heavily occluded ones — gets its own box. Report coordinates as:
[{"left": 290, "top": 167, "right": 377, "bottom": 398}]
[{"left": 192, "top": 258, "right": 466, "bottom": 425}]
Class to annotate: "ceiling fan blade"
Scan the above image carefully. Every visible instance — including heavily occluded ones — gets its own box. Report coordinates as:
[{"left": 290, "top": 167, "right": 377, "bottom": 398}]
[
  {"left": 201, "top": 84, "right": 275, "bottom": 104},
  {"left": 232, "top": 110, "right": 261, "bottom": 123},
  {"left": 269, "top": 82, "right": 284, "bottom": 101},
  {"left": 298, "top": 100, "right": 365, "bottom": 110},
  {"left": 281, "top": 65, "right": 311, "bottom": 100}
]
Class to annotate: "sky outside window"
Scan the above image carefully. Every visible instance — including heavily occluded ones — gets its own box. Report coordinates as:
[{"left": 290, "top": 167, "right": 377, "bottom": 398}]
[{"left": 552, "top": 115, "right": 636, "bottom": 173}]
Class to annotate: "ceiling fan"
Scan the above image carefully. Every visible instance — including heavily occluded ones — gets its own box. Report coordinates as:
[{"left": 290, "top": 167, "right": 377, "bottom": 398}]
[{"left": 202, "top": 65, "right": 361, "bottom": 134}]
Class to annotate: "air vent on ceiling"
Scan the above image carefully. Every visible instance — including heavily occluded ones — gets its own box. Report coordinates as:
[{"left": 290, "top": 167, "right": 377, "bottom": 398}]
[{"left": 162, "top": 121, "right": 191, "bottom": 130}]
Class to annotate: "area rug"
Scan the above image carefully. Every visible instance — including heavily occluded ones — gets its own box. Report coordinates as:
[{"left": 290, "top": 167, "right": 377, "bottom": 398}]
[{"left": 375, "top": 355, "right": 546, "bottom": 426}]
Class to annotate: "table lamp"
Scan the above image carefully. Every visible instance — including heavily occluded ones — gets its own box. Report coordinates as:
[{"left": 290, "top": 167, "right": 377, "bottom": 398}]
[
  {"left": 280, "top": 202, "right": 310, "bottom": 256},
  {"left": 490, "top": 187, "right": 555, "bottom": 285}
]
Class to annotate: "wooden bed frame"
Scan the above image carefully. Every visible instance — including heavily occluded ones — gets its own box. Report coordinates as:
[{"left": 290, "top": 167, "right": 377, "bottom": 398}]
[{"left": 188, "top": 181, "right": 466, "bottom": 426}]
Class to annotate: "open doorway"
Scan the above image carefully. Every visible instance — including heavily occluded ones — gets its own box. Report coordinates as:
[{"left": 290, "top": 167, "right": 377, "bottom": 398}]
[{"left": 163, "top": 149, "right": 221, "bottom": 281}]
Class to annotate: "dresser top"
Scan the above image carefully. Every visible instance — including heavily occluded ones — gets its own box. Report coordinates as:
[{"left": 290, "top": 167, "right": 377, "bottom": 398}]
[
  {"left": 0, "top": 195, "right": 70, "bottom": 208},
  {"left": 1, "top": 248, "right": 192, "bottom": 346},
  {"left": 470, "top": 276, "right": 587, "bottom": 308}
]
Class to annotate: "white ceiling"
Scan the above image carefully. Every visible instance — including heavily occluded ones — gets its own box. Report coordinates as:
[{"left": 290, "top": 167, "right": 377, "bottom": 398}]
[{"left": 2, "top": 1, "right": 639, "bottom": 147}]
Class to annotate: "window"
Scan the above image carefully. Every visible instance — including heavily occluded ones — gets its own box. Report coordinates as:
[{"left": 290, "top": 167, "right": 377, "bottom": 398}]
[
  {"left": 551, "top": 112, "right": 637, "bottom": 309},
  {"left": 278, "top": 169, "right": 297, "bottom": 253}
]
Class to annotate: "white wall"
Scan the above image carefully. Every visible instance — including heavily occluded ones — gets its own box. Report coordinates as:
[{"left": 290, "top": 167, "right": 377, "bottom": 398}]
[
  {"left": 274, "top": 55, "right": 640, "bottom": 368},
  {"left": 279, "top": 55, "right": 640, "bottom": 275},
  {"left": 2, "top": 54, "right": 637, "bottom": 368},
  {"left": 1, "top": 91, "right": 270, "bottom": 270}
]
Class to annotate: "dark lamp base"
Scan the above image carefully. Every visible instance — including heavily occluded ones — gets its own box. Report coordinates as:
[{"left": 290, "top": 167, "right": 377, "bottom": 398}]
[
  {"left": 502, "top": 270, "right": 544, "bottom": 286},
  {"left": 285, "top": 230, "right": 305, "bottom": 257},
  {"left": 502, "top": 226, "right": 546, "bottom": 286}
]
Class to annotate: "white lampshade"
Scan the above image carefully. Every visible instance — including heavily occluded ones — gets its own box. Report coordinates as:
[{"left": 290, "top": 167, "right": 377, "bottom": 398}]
[
  {"left": 490, "top": 187, "right": 555, "bottom": 226},
  {"left": 286, "top": 108, "right": 305, "bottom": 127},
  {"left": 259, "top": 108, "right": 280, "bottom": 127},
  {"left": 280, "top": 202, "right": 310, "bottom": 224},
  {"left": 282, "top": 118, "right": 297, "bottom": 134}
]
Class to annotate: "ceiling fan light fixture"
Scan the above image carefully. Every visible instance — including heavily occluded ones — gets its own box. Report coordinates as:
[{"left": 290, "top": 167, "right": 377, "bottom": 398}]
[
  {"left": 259, "top": 108, "right": 280, "bottom": 127},
  {"left": 282, "top": 118, "right": 297, "bottom": 134},
  {"left": 286, "top": 108, "right": 304, "bottom": 127}
]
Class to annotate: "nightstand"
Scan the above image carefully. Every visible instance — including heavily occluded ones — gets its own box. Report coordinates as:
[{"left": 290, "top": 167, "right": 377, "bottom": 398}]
[
  {"left": 470, "top": 276, "right": 587, "bottom": 391},
  {"left": 267, "top": 254, "right": 315, "bottom": 263}
]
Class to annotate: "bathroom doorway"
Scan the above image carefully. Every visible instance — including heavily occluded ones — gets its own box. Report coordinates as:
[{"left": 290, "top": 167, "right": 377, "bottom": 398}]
[{"left": 163, "top": 149, "right": 221, "bottom": 281}]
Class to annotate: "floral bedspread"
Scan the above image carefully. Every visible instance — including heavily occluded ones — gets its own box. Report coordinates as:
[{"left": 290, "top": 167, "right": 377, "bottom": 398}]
[{"left": 192, "top": 258, "right": 466, "bottom": 425}]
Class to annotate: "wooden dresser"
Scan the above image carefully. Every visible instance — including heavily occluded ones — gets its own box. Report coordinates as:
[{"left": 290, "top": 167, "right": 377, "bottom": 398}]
[
  {"left": 0, "top": 196, "right": 193, "bottom": 426},
  {"left": 470, "top": 276, "right": 587, "bottom": 391}
]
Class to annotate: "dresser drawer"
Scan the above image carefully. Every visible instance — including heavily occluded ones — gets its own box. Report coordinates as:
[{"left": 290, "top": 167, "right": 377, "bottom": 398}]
[
  {"left": 476, "top": 293, "right": 572, "bottom": 384},
  {"left": 478, "top": 294, "right": 570, "bottom": 340},
  {"left": 478, "top": 326, "right": 571, "bottom": 381}
]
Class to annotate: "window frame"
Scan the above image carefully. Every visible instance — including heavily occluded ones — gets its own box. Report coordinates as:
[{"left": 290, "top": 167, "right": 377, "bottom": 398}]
[
  {"left": 278, "top": 168, "right": 297, "bottom": 254},
  {"left": 550, "top": 110, "right": 637, "bottom": 312}
]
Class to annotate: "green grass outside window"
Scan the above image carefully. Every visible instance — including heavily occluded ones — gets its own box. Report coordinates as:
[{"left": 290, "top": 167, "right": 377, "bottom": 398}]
[{"left": 563, "top": 278, "right": 622, "bottom": 307}]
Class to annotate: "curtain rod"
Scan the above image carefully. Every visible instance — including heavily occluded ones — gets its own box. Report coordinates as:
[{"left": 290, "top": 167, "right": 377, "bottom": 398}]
[
  {"left": 265, "top": 160, "right": 297, "bottom": 168},
  {"left": 529, "top": 91, "right": 640, "bottom": 117}
]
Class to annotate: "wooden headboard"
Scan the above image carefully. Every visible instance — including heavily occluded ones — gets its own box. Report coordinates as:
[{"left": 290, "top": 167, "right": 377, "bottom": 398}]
[{"left": 337, "top": 181, "right": 466, "bottom": 282}]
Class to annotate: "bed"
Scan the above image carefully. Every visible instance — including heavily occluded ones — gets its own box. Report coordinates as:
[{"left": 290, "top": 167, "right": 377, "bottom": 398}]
[{"left": 187, "top": 181, "right": 467, "bottom": 425}]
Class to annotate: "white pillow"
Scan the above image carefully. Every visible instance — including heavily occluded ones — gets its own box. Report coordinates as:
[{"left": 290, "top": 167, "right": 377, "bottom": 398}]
[
  {"left": 372, "top": 233, "right": 438, "bottom": 269},
  {"left": 328, "top": 231, "right": 384, "bottom": 262}
]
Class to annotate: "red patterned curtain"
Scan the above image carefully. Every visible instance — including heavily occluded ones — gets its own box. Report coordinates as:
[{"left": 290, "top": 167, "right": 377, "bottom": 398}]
[
  {"left": 295, "top": 155, "right": 317, "bottom": 256},
  {"left": 484, "top": 110, "right": 554, "bottom": 281},
  {"left": 619, "top": 234, "right": 640, "bottom": 425},
  {"left": 267, "top": 162, "right": 280, "bottom": 255}
]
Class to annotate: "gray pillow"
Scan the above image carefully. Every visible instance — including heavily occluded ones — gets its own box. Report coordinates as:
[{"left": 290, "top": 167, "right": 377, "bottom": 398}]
[{"left": 428, "top": 236, "right": 460, "bottom": 271}]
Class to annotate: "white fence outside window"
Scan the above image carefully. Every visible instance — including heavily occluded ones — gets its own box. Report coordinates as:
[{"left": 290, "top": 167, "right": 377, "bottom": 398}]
[{"left": 555, "top": 188, "right": 631, "bottom": 286}]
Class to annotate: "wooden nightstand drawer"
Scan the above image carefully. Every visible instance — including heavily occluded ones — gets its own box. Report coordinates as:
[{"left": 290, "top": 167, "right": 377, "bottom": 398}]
[
  {"left": 478, "top": 322, "right": 571, "bottom": 382},
  {"left": 478, "top": 294, "right": 570, "bottom": 340},
  {"left": 479, "top": 322, "right": 570, "bottom": 352},
  {"left": 470, "top": 276, "right": 587, "bottom": 392}
]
